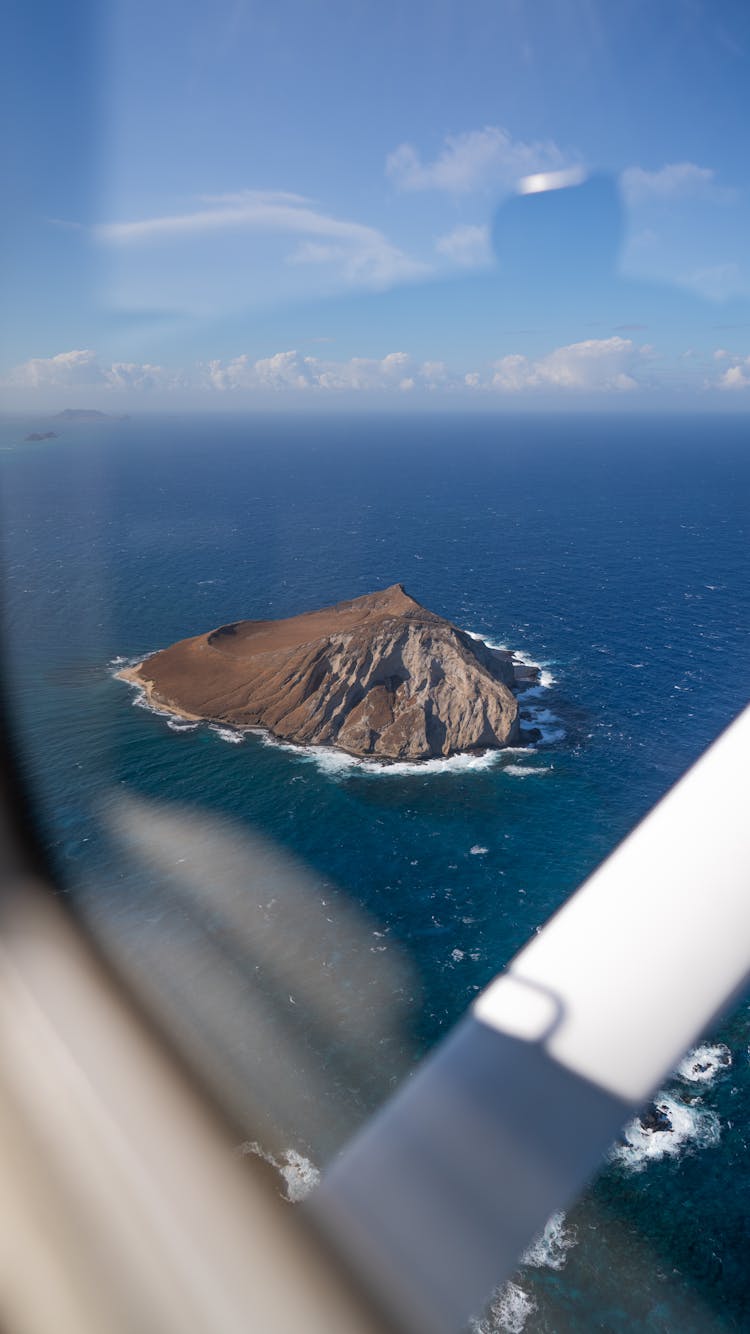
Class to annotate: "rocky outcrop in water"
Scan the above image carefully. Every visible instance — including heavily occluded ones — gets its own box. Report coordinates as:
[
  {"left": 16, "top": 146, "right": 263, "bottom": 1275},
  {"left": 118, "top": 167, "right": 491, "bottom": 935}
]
[{"left": 121, "top": 584, "right": 536, "bottom": 762}]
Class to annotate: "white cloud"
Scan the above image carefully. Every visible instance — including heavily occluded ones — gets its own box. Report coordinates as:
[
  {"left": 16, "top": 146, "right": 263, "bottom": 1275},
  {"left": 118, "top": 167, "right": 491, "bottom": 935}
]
[
  {"left": 204, "top": 338, "right": 648, "bottom": 397},
  {"left": 6, "top": 347, "right": 452, "bottom": 396},
  {"left": 714, "top": 354, "right": 750, "bottom": 390},
  {"left": 6, "top": 349, "right": 101, "bottom": 387},
  {"left": 620, "top": 162, "right": 730, "bottom": 205},
  {"left": 205, "top": 349, "right": 436, "bottom": 393},
  {"left": 719, "top": 365, "right": 750, "bottom": 389},
  {"left": 468, "top": 337, "right": 646, "bottom": 393},
  {"left": 386, "top": 126, "right": 570, "bottom": 195},
  {"left": 4, "top": 349, "right": 180, "bottom": 391},
  {"left": 435, "top": 223, "right": 492, "bottom": 268},
  {"left": 216, "top": 350, "right": 312, "bottom": 392},
  {"left": 95, "top": 190, "right": 426, "bottom": 291},
  {"left": 314, "top": 351, "right": 414, "bottom": 392}
]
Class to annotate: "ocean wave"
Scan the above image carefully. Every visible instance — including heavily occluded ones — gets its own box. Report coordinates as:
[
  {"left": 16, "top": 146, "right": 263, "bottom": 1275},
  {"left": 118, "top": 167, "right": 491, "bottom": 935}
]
[
  {"left": 676, "top": 1043, "right": 732, "bottom": 1085},
  {"left": 128, "top": 683, "right": 202, "bottom": 728},
  {"left": 521, "top": 1210, "right": 577, "bottom": 1271},
  {"left": 472, "top": 1281, "right": 536, "bottom": 1334},
  {"left": 611, "top": 1093, "right": 720, "bottom": 1172},
  {"left": 520, "top": 705, "right": 566, "bottom": 745},
  {"left": 112, "top": 657, "right": 182, "bottom": 723},
  {"left": 504, "top": 764, "right": 552, "bottom": 778},
  {"left": 467, "top": 631, "right": 558, "bottom": 689},
  {"left": 208, "top": 725, "right": 245, "bottom": 744},
  {"left": 239, "top": 1140, "right": 320, "bottom": 1203},
  {"left": 513, "top": 654, "right": 557, "bottom": 690},
  {"left": 260, "top": 731, "right": 535, "bottom": 778},
  {"left": 108, "top": 653, "right": 149, "bottom": 671}
]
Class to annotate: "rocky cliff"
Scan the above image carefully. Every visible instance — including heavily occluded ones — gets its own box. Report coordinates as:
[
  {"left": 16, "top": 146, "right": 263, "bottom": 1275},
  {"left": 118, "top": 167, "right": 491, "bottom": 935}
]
[{"left": 122, "top": 584, "right": 535, "bottom": 761}]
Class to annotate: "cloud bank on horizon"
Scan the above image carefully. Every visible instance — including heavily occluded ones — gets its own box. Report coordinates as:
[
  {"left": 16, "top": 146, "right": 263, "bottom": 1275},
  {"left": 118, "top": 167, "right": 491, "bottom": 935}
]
[{"left": 6, "top": 338, "right": 748, "bottom": 404}]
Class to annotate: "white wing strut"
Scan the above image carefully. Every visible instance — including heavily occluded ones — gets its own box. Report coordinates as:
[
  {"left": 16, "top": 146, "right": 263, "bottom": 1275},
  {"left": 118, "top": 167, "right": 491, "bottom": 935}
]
[{"left": 309, "top": 705, "right": 750, "bottom": 1334}]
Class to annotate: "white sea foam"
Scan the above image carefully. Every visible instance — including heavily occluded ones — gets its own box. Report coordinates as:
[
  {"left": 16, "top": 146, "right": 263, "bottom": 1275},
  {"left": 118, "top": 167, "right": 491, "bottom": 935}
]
[
  {"left": 518, "top": 674, "right": 556, "bottom": 699},
  {"left": 472, "top": 1281, "right": 536, "bottom": 1334},
  {"left": 470, "top": 845, "right": 489, "bottom": 855},
  {"left": 208, "top": 725, "right": 245, "bottom": 744},
  {"left": 466, "top": 631, "right": 505, "bottom": 647},
  {"left": 113, "top": 656, "right": 195, "bottom": 728},
  {"left": 467, "top": 631, "right": 557, "bottom": 690},
  {"left": 504, "top": 764, "right": 552, "bottom": 777},
  {"left": 513, "top": 654, "right": 557, "bottom": 690},
  {"left": 119, "top": 673, "right": 244, "bottom": 742},
  {"left": 521, "top": 705, "right": 566, "bottom": 745},
  {"left": 611, "top": 1092, "right": 720, "bottom": 1172},
  {"left": 364, "top": 751, "right": 502, "bottom": 777},
  {"left": 239, "top": 1141, "right": 320, "bottom": 1203},
  {"left": 261, "top": 730, "right": 530, "bottom": 778},
  {"left": 676, "top": 1043, "right": 732, "bottom": 1085},
  {"left": 125, "top": 680, "right": 208, "bottom": 732},
  {"left": 521, "top": 1210, "right": 577, "bottom": 1271}
]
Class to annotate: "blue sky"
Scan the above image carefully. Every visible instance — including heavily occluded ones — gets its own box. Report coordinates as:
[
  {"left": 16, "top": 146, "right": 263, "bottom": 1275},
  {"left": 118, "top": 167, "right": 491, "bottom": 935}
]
[{"left": 3, "top": 0, "right": 750, "bottom": 407}]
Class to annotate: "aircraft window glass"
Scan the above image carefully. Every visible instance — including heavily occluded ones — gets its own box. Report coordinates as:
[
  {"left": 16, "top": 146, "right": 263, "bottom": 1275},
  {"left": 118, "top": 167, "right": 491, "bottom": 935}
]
[{"left": 2, "top": 3, "right": 749, "bottom": 1330}]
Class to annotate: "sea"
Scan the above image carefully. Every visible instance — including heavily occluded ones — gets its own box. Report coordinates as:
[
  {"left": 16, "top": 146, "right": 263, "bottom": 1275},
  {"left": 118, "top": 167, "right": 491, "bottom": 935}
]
[{"left": 1, "top": 411, "right": 749, "bottom": 1332}]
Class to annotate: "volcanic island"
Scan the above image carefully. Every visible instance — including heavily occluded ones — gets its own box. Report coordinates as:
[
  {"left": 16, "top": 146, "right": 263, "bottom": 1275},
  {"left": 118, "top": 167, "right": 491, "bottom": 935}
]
[{"left": 118, "top": 584, "right": 539, "bottom": 762}]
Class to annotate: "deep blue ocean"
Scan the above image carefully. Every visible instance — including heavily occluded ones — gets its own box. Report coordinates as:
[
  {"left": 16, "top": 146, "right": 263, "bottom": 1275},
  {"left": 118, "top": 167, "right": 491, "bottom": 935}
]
[{"left": 1, "top": 412, "right": 749, "bottom": 1332}]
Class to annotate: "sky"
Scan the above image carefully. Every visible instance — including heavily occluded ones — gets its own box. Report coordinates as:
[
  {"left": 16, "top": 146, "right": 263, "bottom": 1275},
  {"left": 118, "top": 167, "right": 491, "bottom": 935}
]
[{"left": 3, "top": 0, "right": 750, "bottom": 409}]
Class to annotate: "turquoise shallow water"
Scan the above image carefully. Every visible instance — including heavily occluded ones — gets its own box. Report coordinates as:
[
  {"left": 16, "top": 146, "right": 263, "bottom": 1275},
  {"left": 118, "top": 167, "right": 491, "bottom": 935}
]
[{"left": 1, "top": 411, "right": 749, "bottom": 1331}]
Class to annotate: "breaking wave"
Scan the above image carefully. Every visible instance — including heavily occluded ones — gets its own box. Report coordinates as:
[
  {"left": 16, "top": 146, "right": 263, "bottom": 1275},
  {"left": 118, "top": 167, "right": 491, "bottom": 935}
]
[
  {"left": 260, "top": 731, "right": 536, "bottom": 778},
  {"left": 519, "top": 705, "right": 566, "bottom": 746},
  {"left": 676, "top": 1044, "right": 732, "bottom": 1085},
  {"left": 472, "top": 1281, "right": 536, "bottom": 1334},
  {"left": 521, "top": 1210, "right": 578, "bottom": 1270},
  {"left": 467, "top": 632, "right": 558, "bottom": 688},
  {"left": 471, "top": 632, "right": 566, "bottom": 745},
  {"left": 209, "top": 724, "right": 245, "bottom": 744},
  {"left": 503, "top": 764, "right": 552, "bottom": 777},
  {"left": 611, "top": 1092, "right": 721, "bottom": 1171}
]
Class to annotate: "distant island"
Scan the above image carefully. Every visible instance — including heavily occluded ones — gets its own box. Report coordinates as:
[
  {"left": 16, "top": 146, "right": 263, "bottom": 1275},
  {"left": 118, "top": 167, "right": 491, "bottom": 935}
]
[
  {"left": 24, "top": 431, "right": 58, "bottom": 441},
  {"left": 118, "top": 585, "right": 539, "bottom": 762},
  {"left": 52, "top": 409, "right": 130, "bottom": 423}
]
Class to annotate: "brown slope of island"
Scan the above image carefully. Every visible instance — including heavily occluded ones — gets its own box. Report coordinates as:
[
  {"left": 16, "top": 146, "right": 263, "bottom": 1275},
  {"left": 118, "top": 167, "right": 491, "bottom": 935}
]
[{"left": 119, "top": 584, "right": 537, "bottom": 761}]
